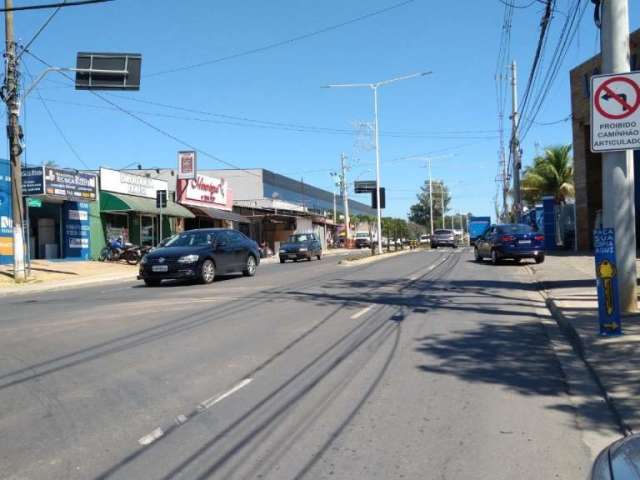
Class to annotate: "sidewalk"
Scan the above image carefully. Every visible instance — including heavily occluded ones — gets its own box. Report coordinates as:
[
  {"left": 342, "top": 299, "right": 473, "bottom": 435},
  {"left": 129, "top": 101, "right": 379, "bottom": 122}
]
[
  {"left": 0, "top": 260, "right": 138, "bottom": 296},
  {"left": 529, "top": 254, "right": 640, "bottom": 433}
]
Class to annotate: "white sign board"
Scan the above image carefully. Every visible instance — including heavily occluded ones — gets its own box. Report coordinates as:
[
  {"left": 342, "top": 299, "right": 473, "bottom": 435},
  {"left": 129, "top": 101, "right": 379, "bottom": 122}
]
[
  {"left": 100, "top": 168, "right": 168, "bottom": 199},
  {"left": 591, "top": 71, "right": 640, "bottom": 152},
  {"left": 178, "top": 174, "right": 231, "bottom": 210},
  {"left": 178, "top": 151, "right": 197, "bottom": 179}
]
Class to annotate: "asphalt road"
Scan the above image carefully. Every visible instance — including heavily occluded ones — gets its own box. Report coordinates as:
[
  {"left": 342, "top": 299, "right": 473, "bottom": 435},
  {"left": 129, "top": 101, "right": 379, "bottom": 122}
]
[{"left": 0, "top": 249, "right": 597, "bottom": 479}]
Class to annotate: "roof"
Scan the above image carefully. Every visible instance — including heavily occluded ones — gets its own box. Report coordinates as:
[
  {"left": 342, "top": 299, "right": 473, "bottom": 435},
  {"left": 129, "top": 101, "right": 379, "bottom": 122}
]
[
  {"left": 186, "top": 206, "right": 250, "bottom": 224},
  {"left": 100, "top": 191, "right": 195, "bottom": 218}
]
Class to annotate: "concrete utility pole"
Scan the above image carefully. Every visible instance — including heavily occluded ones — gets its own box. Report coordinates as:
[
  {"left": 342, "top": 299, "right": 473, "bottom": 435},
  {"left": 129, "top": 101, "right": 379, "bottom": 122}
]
[
  {"left": 601, "top": 0, "right": 637, "bottom": 313},
  {"left": 511, "top": 60, "right": 522, "bottom": 220},
  {"left": 4, "top": 0, "right": 26, "bottom": 283},
  {"left": 428, "top": 157, "right": 434, "bottom": 236},
  {"left": 340, "top": 153, "right": 351, "bottom": 240}
]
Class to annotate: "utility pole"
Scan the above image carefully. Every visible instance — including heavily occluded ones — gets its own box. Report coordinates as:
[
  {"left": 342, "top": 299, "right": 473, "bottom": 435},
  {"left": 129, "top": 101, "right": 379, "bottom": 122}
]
[
  {"left": 601, "top": 0, "right": 637, "bottom": 313},
  {"left": 428, "top": 157, "right": 434, "bottom": 236},
  {"left": 511, "top": 60, "right": 522, "bottom": 221},
  {"left": 340, "top": 153, "right": 351, "bottom": 241},
  {"left": 4, "top": 0, "right": 26, "bottom": 283}
]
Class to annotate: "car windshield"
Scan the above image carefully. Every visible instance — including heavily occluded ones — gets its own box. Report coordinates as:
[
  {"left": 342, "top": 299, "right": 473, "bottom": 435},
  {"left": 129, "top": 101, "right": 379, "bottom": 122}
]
[
  {"left": 434, "top": 230, "right": 453, "bottom": 235},
  {"left": 288, "top": 234, "right": 310, "bottom": 243},
  {"left": 497, "top": 225, "right": 534, "bottom": 234},
  {"left": 164, "top": 231, "right": 214, "bottom": 247}
]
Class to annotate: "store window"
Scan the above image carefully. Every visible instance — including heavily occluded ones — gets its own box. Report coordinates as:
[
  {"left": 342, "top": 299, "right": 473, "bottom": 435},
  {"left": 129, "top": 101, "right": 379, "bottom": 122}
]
[
  {"left": 140, "top": 215, "right": 155, "bottom": 247},
  {"left": 104, "top": 213, "right": 129, "bottom": 243}
]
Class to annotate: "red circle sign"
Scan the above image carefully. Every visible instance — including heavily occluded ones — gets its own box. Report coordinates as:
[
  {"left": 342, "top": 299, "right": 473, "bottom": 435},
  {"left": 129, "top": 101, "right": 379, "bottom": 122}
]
[{"left": 595, "top": 77, "right": 640, "bottom": 120}]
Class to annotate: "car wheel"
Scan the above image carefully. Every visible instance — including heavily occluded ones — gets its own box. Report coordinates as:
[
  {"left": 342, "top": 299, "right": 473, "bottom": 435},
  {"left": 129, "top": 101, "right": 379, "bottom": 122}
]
[
  {"left": 433, "top": 244, "right": 438, "bottom": 249},
  {"left": 474, "top": 247, "right": 482, "bottom": 262},
  {"left": 243, "top": 255, "right": 257, "bottom": 277},
  {"left": 307, "top": 255, "right": 312, "bottom": 261},
  {"left": 317, "top": 252, "right": 322, "bottom": 260},
  {"left": 200, "top": 259, "right": 216, "bottom": 284},
  {"left": 144, "top": 279, "right": 161, "bottom": 287},
  {"left": 535, "top": 254, "right": 545, "bottom": 264},
  {"left": 491, "top": 249, "right": 500, "bottom": 265},
  {"left": 280, "top": 257, "right": 286, "bottom": 264}
]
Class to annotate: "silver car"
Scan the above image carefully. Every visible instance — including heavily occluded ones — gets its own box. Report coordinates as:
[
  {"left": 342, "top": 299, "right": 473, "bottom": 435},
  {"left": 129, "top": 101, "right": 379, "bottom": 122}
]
[{"left": 431, "top": 229, "right": 457, "bottom": 249}]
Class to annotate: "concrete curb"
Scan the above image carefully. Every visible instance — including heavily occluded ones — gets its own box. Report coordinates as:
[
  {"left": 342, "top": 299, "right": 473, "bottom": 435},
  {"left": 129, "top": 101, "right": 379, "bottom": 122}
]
[
  {"left": 0, "top": 272, "right": 137, "bottom": 297},
  {"left": 338, "top": 248, "right": 419, "bottom": 267},
  {"left": 526, "top": 266, "right": 632, "bottom": 436}
]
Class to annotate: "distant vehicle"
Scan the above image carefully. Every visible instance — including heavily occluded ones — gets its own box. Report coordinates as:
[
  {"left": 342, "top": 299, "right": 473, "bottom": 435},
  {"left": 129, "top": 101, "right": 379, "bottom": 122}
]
[
  {"left": 354, "top": 232, "right": 371, "bottom": 249},
  {"left": 279, "top": 233, "right": 322, "bottom": 263},
  {"left": 468, "top": 216, "right": 491, "bottom": 243},
  {"left": 419, "top": 234, "right": 430, "bottom": 245},
  {"left": 138, "top": 228, "right": 260, "bottom": 286},
  {"left": 474, "top": 224, "right": 545, "bottom": 265},
  {"left": 431, "top": 229, "right": 457, "bottom": 249}
]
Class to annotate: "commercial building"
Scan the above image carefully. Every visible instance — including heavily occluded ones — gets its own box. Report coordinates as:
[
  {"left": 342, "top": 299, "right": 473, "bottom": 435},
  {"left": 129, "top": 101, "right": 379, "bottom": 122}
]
[
  {"left": 96, "top": 167, "right": 194, "bottom": 255},
  {"left": 570, "top": 28, "right": 640, "bottom": 250},
  {"left": 21, "top": 165, "right": 98, "bottom": 261}
]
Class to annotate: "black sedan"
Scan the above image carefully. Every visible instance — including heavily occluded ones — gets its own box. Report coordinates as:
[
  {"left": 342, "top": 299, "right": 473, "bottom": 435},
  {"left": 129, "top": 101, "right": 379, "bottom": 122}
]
[
  {"left": 279, "top": 233, "right": 322, "bottom": 263},
  {"left": 138, "top": 228, "right": 260, "bottom": 286}
]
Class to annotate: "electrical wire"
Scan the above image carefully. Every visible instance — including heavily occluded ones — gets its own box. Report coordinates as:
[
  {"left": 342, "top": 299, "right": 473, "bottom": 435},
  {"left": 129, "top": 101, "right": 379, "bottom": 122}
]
[
  {"left": 144, "top": 0, "right": 417, "bottom": 78},
  {"left": 0, "top": 0, "right": 112, "bottom": 12},
  {"left": 497, "top": 0, "right": 541, "bottom": 8},
  {"left": 17, "top": 1, "right": 66, "bottom": 61}
]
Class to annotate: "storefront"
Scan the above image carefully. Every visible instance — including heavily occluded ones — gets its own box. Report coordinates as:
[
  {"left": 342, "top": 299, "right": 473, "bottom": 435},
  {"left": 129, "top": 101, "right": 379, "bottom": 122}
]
[
  {"left": 177, "top": 173, "right": 249, "bottom": 231},
  {"left": 21, "top": 166, "right": 97, "bottom": 260},
  {"left": 0, "top": 159, "right": 12, "bottom": 265},
  {"left": 99, "top": 168, "right": 194, "bottom": 249}
]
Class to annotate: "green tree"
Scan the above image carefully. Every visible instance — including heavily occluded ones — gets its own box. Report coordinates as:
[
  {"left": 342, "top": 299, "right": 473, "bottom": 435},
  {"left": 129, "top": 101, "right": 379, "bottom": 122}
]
[
  {"left": 408, "top": 179, "right": 451, "bottom": 230},
  {"left": 521, "top": 144, "right": 575, "bottom": 206}
]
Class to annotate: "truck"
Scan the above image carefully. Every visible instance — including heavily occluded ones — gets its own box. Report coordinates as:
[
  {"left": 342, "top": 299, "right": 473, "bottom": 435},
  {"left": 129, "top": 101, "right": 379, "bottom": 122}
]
[{"left": 468, "top": 216, "right": 491, "bottom": 244}]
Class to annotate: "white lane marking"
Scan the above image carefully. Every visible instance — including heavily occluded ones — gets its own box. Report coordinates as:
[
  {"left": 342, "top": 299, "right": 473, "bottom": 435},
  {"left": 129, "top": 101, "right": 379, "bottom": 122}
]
[
  {"left": 138, "top": 427, "right": 164, "bottom": 446},
  {"left": 351, "top": 305, "right": 373, "bottom": 319},
  {"left": 198, "top": 378, "right": 253, "bottom": 411}
]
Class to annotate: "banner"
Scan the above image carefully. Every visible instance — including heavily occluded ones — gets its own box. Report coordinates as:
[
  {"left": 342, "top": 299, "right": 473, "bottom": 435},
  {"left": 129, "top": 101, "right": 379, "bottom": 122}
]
[
  {"left": 0, "top": 159, "right": 12, "bottom": 263},
  {"left": 594, "top": 228, "right": 622, "bottom": 336},
  {"left": 178, "top": 151, "right": 196, "bottom": 179},
  {"left": 177, "top": 174, "right": 232, "bottom": 210}
]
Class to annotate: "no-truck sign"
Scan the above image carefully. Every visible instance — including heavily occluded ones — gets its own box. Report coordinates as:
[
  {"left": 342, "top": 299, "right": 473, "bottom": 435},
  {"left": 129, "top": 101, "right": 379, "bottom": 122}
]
[{"left": 591, "top": 72, "right": 640, "bottom": 152}]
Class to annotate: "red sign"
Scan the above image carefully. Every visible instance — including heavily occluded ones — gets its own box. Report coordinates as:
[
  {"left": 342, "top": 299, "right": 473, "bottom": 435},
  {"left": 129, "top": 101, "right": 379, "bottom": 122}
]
[
  {"left": 177, "top": 151, "right": 197, "bottom": 179},
  {"left": 594, "top": 77, "right": 640, "bottom": 120},
  {"left": 177, "top": 174, "right": 233, "bottom": 211}
]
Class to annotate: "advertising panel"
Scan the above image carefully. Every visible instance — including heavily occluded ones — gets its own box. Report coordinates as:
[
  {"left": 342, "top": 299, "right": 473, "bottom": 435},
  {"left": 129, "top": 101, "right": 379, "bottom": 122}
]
[
  {"left": 22, "top": 167, "right": 44, "bottom": 195},
  {"left": 63, "top": 202, "right": 91, "bottom": 260},
  {"left": 594, "top": 228, "right": 622, "bottom": 336},
  {"left": 100, "top": 167, "right": 167, "bottom": 199},
  {"left": 44, "top": 167, "right": 97, "bottom": 200},
  {"left": 178, "top": 151, "right": 196, "bottom": 179},
  {"left": 0, "top": 159, "right": 12, "bottom": 263},
  {"left": 177, "top": 174, "right": 232, "bottom": 211}
]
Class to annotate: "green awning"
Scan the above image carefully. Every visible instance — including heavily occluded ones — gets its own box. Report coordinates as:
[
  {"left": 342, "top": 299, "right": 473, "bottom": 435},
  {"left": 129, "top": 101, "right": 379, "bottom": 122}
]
[{"left": 100, "top": 191, "right": 195, "bottom": 218}]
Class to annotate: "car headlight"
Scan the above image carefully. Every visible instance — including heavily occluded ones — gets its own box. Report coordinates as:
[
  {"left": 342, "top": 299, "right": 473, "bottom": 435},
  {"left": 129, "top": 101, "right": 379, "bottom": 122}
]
[
  {"left": 279, "top": 249, "right": 286, "bottom": 253},
  {"left": 177, "top": 254, "right": 199, "bottom": 264},
  {"left": 140, "top": 255, "right": 148, "bottom": 265},
  {"left": 298, "top": 248, "right": 308, "bottom": 252}
]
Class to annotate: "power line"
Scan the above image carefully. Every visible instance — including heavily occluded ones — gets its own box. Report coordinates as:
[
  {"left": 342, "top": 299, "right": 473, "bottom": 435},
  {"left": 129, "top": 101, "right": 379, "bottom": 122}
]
[
  {"left": 144, "top": 0, "right": 417, "bottom": 78},
  {"left": 497, "top": 0, "right": 542, "bottom": 8},
  {"left": 0, "top": 0, "right": 112, "bottom": 12},
  {"left": 17, "top": 1, "right": 66, "bottom": 61}
]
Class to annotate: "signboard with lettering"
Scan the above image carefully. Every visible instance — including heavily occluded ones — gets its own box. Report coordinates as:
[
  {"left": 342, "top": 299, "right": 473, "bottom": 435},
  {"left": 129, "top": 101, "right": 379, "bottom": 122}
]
[
  {"left": 100, "top": 167, "right": 168, "bottom": 199},
  {"left": 594, "top": 228, "right": 622, "bottom": 336},
  {"left": 178, "top": 151, "right": 196, "bottom": 179},
  {"left": 177, "top": 174, "right": 232, "bottom": 211},
  {"left": 0, "top": 159, "right": 12, "bottom": 263},
  {"left": 22, "top": 167, "right": 44, "bottom": 195},
  {"left": 44, "top": 167, "right": 97, "bottom": 200},
  {"left": 63, "top": 202, "right": 91, "bottom": 260}
]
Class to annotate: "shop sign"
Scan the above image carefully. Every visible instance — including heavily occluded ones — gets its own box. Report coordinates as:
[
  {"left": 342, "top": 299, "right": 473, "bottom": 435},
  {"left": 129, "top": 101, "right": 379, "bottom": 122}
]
[
  {"left": 22, "top": 167, "right": 45, "bottom": 195},
  {"left": 63, "top": 202, "right": 90, "bottom": 260},
  {"left": 44, "top": 167, "right": 97, "bottom": 200},
  {"left": 178, "top": 151, "right": 196, "bottom": 179},
  {"left": 100, "top": 168, "right": 168, "bottom": 199},
  {"left": 0, "top": 160, "right": 12, "bottom": 260},
  {"left": 68, "top": 209, "right": 89, "bottom": 221},
  {"left": 69, "top": 238, "right": 89, "bottom": 249},
  {"left": 26, "top": 197, "right": 42, "bottom": 208},
  {"left": 178, "top": 174, "right": 231, "bottom": 210}
]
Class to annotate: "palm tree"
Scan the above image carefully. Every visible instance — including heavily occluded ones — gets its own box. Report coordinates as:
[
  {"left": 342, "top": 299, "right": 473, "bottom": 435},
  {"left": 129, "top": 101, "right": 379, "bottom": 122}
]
[{"left": 521, "top": 144, "right": 575, "bottom": 205}]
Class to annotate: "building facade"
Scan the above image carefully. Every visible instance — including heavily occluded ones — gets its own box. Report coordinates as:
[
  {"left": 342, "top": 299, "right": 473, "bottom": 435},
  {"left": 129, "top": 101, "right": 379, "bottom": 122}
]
[{"left": 570, "top": 28, "right": 640, "bottom": 250}]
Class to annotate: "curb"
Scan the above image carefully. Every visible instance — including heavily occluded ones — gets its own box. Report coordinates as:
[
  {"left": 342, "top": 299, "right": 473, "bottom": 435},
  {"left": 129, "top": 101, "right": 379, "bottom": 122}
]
[
  {"left": 526, "top": 265, "right": 632, "bottom": 436},
  {"left": 0, "top": 272, "right": 137, "bottom": 297}
]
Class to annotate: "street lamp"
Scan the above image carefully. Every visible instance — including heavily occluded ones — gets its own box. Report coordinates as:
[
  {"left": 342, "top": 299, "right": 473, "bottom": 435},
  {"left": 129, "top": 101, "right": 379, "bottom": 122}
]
[{"left": 323, "top": 71, "right": 432, "bottom": 254}]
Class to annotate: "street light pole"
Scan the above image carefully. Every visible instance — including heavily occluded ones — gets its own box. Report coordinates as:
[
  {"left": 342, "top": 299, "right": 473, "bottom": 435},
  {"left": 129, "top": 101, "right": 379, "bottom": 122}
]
[
  {"left": 323, "top": 71, "right": 431, "bottom": 254},
  {"left": 601, "top": 0, "right": 637, "bottom": 313},
  {"left": 428, "top": 157, "right": 434, "bottom": 236}
]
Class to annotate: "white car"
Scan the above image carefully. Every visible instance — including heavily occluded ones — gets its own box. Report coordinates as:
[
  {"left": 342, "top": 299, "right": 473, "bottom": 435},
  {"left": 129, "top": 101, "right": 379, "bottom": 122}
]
[{"left": 419, "top": 234, "right": 430, "bottom": 245}]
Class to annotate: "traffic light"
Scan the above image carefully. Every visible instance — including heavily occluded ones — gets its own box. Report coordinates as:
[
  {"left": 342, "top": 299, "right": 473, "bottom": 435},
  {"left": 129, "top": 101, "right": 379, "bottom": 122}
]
[{"left": 371, "top": 188, "right": 385, "bottom": 209}]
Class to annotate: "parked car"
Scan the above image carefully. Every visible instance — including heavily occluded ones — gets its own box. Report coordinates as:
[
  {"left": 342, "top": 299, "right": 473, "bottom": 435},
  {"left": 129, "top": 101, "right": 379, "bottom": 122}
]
[
  {"left": 419, "top": 234, "right": 430, "bottom": 245},
  {"left": 591, "top": 433, "right": 640, "bottom": 479},
  {"left": 137, "top": 228, "right": 260, "bottom": 286},
  {"left": 279, "top": 233, "right": 322, "bottom": 263},
  {"left": 474, "top": 224, "right": 545, "bottom": 265},
  {"left": 431, "top": 229, "right": 457, "bottom": 249},
  {"left": 354, "top": 232, "right": 371, "bottom": 249}
]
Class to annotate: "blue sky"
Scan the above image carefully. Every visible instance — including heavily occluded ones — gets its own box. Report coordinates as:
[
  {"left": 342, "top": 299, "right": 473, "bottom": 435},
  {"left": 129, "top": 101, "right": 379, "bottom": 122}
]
[{"left": 5, "top": 0, "right": 640, "bottom": 219}]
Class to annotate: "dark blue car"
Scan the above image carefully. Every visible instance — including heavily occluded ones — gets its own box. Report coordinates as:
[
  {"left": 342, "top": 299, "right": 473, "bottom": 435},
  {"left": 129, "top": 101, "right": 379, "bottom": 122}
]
[
  {"left": 138, "top": 228, "right": 260, "bottom": 286},
  {"left": 474, "top": 224, "right": 545, "bottom": 265}
]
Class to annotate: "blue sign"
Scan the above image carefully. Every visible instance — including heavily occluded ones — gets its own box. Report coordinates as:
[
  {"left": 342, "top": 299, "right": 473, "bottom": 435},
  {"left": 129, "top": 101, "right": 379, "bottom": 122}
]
[
  {"left": 542, "top": 196, "right": 556, "bottom": 251},
  {"left": 0, "top": 159, "right": 12, "bottom": 265},
  {"left": 594, "top": 228, "right": 622, "bottom": 336},
  {"left": 62, "top": 202, "right": 91, "bottom": 260}
]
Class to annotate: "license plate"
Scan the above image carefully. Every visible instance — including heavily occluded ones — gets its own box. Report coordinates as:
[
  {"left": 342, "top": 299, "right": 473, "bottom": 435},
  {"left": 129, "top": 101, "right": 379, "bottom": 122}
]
[
  {"left": 519, "top": 240, "right": 531, "bottom": 245},
  {"left": 288, "top": 254, "right": 298, "bottom": 259},
  {"left": 152, "top": 265, "right": 168, "bottom": 272}
]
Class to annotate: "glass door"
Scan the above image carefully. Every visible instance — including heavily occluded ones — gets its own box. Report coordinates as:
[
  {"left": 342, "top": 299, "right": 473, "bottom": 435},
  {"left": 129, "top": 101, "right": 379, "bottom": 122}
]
[{"left": 140, "top": 215, "right": 155, "bottom": 247}]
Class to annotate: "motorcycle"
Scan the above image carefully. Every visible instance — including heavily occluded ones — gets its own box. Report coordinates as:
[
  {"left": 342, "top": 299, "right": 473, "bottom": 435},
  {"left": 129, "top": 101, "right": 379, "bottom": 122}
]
[{"left": 99, "top": 238, "right": 144, "bottom": 265}]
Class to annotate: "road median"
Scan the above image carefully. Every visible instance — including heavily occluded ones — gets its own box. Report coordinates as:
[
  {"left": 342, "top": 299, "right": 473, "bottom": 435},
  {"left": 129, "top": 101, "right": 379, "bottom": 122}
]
[{"left": 338, "top": 247, "right": 421, "bottom": 266}]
